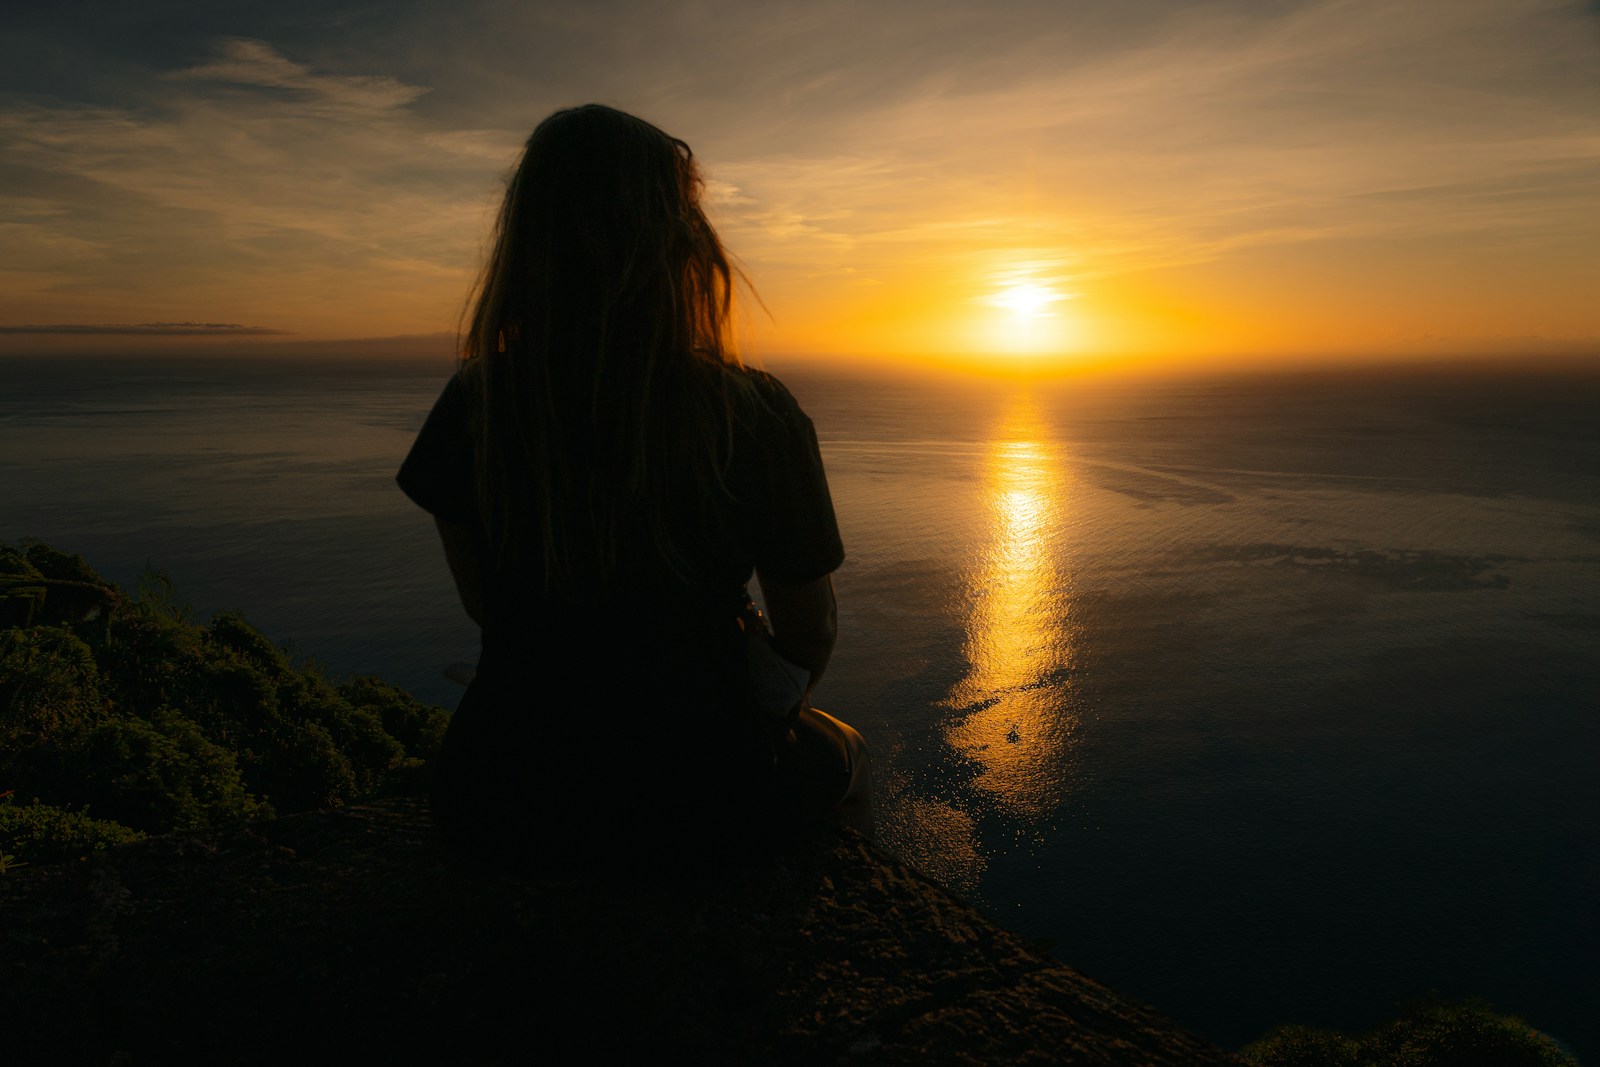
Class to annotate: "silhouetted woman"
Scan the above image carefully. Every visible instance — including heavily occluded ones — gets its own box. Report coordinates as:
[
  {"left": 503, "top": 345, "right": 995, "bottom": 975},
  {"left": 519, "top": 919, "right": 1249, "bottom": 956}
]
[{"left": 398, "top": 105, "right": 869, "bottom": 869}]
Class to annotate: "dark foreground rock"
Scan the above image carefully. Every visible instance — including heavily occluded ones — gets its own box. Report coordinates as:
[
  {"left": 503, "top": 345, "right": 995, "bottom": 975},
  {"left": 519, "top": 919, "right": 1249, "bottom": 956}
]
[{"left": 1, "top": 797, "right": 1246, "bottom": 1065}]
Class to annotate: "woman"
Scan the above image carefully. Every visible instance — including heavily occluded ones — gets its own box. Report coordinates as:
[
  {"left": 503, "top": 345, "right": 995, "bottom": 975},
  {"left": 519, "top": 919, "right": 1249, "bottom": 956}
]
[{"left": 397, "top": 105, "right": 869, "bottom": 869}]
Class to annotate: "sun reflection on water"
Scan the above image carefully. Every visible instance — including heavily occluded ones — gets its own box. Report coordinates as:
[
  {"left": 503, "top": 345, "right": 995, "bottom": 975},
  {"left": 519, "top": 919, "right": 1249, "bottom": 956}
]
[{"left": 944, "top": 396, "right": 1076, "bottom": 819}]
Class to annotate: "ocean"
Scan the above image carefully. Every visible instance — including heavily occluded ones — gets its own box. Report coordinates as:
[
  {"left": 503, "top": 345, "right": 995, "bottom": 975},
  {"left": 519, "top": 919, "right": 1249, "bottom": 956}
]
[{"left": 3, "top": 353, "right": 1596, "bottom": 1056}]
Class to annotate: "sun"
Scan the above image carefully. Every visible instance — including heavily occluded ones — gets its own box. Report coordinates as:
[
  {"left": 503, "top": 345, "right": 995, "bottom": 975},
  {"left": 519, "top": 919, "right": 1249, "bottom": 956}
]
[
  {"left": 972, "top": 273, "right": 1081, "bottom": 361},
  {"left": 989, "top": 281, "right": 1067, "bottom": 320}
]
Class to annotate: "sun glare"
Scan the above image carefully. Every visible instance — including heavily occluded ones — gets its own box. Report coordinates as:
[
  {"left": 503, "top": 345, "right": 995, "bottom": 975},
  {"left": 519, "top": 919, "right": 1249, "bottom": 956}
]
[
  {"left": 972, "top": 270, "right": 1081, "bottom": 362},
  {"left": 989, "top": 282, "right": 1067, "bottom": 320}
]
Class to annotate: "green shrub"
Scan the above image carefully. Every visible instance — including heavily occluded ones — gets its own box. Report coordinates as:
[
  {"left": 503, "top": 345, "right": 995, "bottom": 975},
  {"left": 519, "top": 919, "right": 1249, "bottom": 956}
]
[
  {"left": 1243, "top": 1000, "right": 1578, "bottom": 1067},
  {"left": 300, "top": 694, "right": 406, "bottom": 795},
  {"left": 208, "top": 610, "right": 293, "bottom": 674},
  {"left": 1375, "top": 1001, "right": 1576, "bottom": 1067},
  {"left": 0, "top": 545, "right": 44, "bottom": 581},
  {"left": 341, "top": 676, "right": 450, "bottom": 764},
  {"left": 0, "top": 626, "right": 107, "bottom": 754},
  {"left": 0, "top": 797, "right": 146, "bottom": 866},
  {"left": 22, "top": 542, "right": 100, "bottom": 584},
  {"left": 95, "top": 598, "right": 209, "bottom": 715},
  {"left": 2, "top": 540, "right": 449, "bottom": 862},
  {"left": 1242, "top": 1024, "right": 1363, "bottom": 1067},
  {"left": 72, "top": 710, "right": 269, "bottom": 833},
  {"left": 135, "top": 565, "right": 193, "bottom": 625}
]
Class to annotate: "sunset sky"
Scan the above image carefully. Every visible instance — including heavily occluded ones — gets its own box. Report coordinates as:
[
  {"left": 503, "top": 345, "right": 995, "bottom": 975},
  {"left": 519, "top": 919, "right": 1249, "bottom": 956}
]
[{"left": 3, "top": 0, "right": 1598, "bottom": 373}]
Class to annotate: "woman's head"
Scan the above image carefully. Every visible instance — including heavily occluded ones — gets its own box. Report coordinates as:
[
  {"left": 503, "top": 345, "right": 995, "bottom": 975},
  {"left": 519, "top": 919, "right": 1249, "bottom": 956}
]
[
  {"left": 464, "top": 106, "right": 754, "bottom": 589},
  {"left": 467, "top": 104, "right": 735, "bottom": 371}
]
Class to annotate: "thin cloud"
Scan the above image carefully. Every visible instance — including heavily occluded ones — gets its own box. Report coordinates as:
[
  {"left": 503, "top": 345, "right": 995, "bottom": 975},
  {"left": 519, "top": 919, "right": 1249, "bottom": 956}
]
[
  {"left": 714, "top": 0, "right": 1600, "bottom": 283},
  {"left": 0, "top": 40, "right": 484, "bottom": 336},
  {"left": 702, "top": 179, "right": 754, "bottom": 207},
  {"left": 421, "top": 129, "right": 525, "bottom": 163},
  {"left": 167, "top": 38, "right": 429, "bottom": 115}
]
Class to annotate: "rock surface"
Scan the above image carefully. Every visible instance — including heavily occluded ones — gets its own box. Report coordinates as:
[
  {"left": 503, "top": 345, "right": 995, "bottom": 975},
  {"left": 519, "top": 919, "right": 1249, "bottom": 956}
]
[{"left": 2, "top": 797, "right": 1247, "bottom": 1065}]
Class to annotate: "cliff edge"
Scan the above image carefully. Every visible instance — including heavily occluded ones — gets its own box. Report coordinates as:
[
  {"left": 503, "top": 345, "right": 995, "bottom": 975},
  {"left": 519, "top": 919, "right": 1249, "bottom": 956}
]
[{"left": 2, "top": 796, "right": 1246, "bottom": 1065}]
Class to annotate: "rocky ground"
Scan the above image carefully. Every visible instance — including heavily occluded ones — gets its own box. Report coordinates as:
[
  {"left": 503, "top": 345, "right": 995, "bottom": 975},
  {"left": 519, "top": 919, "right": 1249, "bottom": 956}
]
[{"left": 1, "top": 796, "right": 1247, "bottom": 1065}]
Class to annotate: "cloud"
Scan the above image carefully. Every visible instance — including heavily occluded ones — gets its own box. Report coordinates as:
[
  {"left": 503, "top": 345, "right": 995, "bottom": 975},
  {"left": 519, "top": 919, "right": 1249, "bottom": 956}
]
[
  {"left": 704, "top": 0, "right": 1600, "bottom": 285},
  {"left": 167, "top": 38, "right": 429, "bottom": 115},
  {"left": 701, "top": 179, "right": 754, "bottom": 207},
  {"left": 0, "top": 38, "right": 488, "bottom": 336},
  {"left": 0, "top": 322, "right": 287, "bottom": 335},
  {"left": 421, "top": 129, "right": 525, "bottom": 163}
]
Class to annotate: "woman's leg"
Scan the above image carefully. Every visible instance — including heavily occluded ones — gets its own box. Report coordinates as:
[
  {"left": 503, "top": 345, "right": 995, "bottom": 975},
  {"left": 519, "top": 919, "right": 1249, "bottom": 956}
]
[
  {"left": 823, "top": 711, "right": 875, "bottom": 840},
  {"left": 780, "top": 707, "right": 875, "bottom": 840}
]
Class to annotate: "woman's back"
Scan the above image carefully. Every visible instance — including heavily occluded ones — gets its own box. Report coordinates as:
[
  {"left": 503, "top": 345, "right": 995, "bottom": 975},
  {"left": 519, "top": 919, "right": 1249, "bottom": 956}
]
[{"left": 398, "top": 105, "right": 862, "bottom": 869}]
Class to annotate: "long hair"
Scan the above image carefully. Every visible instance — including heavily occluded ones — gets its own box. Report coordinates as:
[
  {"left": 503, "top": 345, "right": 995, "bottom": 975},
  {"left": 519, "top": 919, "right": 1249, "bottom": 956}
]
[{"left": 462, "top": 104, "right": 753, "bottom": 594}]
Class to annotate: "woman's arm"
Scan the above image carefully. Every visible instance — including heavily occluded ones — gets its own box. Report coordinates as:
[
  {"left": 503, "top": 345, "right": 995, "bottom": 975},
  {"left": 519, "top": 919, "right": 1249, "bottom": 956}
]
[
  {"left": 435, "top": 517, "right": 486, "bottom": 629},
  {"left": 755, "top": 571, "right": 837, "bottom": 699}
]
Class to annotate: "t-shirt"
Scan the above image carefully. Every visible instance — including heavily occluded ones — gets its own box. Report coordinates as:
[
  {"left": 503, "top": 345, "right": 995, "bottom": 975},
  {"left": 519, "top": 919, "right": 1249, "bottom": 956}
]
[
  {"left": 396, "top": 362, "right": 843, "bottom": 687},
  {"left": 398, "top": 362, "right": 843, "bottom": 857}
]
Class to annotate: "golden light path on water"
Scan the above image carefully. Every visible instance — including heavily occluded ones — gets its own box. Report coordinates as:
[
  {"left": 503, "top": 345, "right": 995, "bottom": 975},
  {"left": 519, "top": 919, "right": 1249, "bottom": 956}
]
[{"left": 944, "top": 395, "right": 1077, "bottom": 820}]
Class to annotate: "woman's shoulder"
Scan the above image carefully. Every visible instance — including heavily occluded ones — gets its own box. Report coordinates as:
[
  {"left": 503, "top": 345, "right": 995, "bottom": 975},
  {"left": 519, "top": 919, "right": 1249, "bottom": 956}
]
[
  {"left": 736, "top": 364, "right": 785, "bottom": 392},
  {"left": 396, "top": 360, "right": 479, "bottom": 525},
  {"left": 730, "top": 364, "right": 808, "bottom": 419}
]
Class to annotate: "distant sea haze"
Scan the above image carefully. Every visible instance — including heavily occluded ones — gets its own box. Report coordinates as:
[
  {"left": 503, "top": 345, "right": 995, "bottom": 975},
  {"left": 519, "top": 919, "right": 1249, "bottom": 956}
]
[{"left": 3, "top": 354, "right": 1596, "bottom": 1057}]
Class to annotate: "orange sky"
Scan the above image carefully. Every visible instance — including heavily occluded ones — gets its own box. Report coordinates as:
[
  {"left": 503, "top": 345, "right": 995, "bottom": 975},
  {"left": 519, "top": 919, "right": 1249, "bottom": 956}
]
[{"left": 3, "top": 0, "right": 1598, "bottom": 375}]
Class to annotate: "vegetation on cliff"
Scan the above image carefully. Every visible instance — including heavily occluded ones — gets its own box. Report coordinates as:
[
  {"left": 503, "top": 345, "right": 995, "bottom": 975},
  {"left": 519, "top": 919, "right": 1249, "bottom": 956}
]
[
  {"left": 1, "top": 543, "right": 1580, "bottom": 1065},
  {"left": 1241, "top": 999, "right": 1579, "bottom": 1067},
  {"left": 0, "top": 540, "right": 449, "bottom": 867}
]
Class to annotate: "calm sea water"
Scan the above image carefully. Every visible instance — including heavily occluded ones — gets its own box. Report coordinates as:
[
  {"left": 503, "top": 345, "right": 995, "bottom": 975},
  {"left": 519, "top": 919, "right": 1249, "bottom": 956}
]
[{"left": 3, "top": 354, "right": 1596, "bottom": 1056}]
